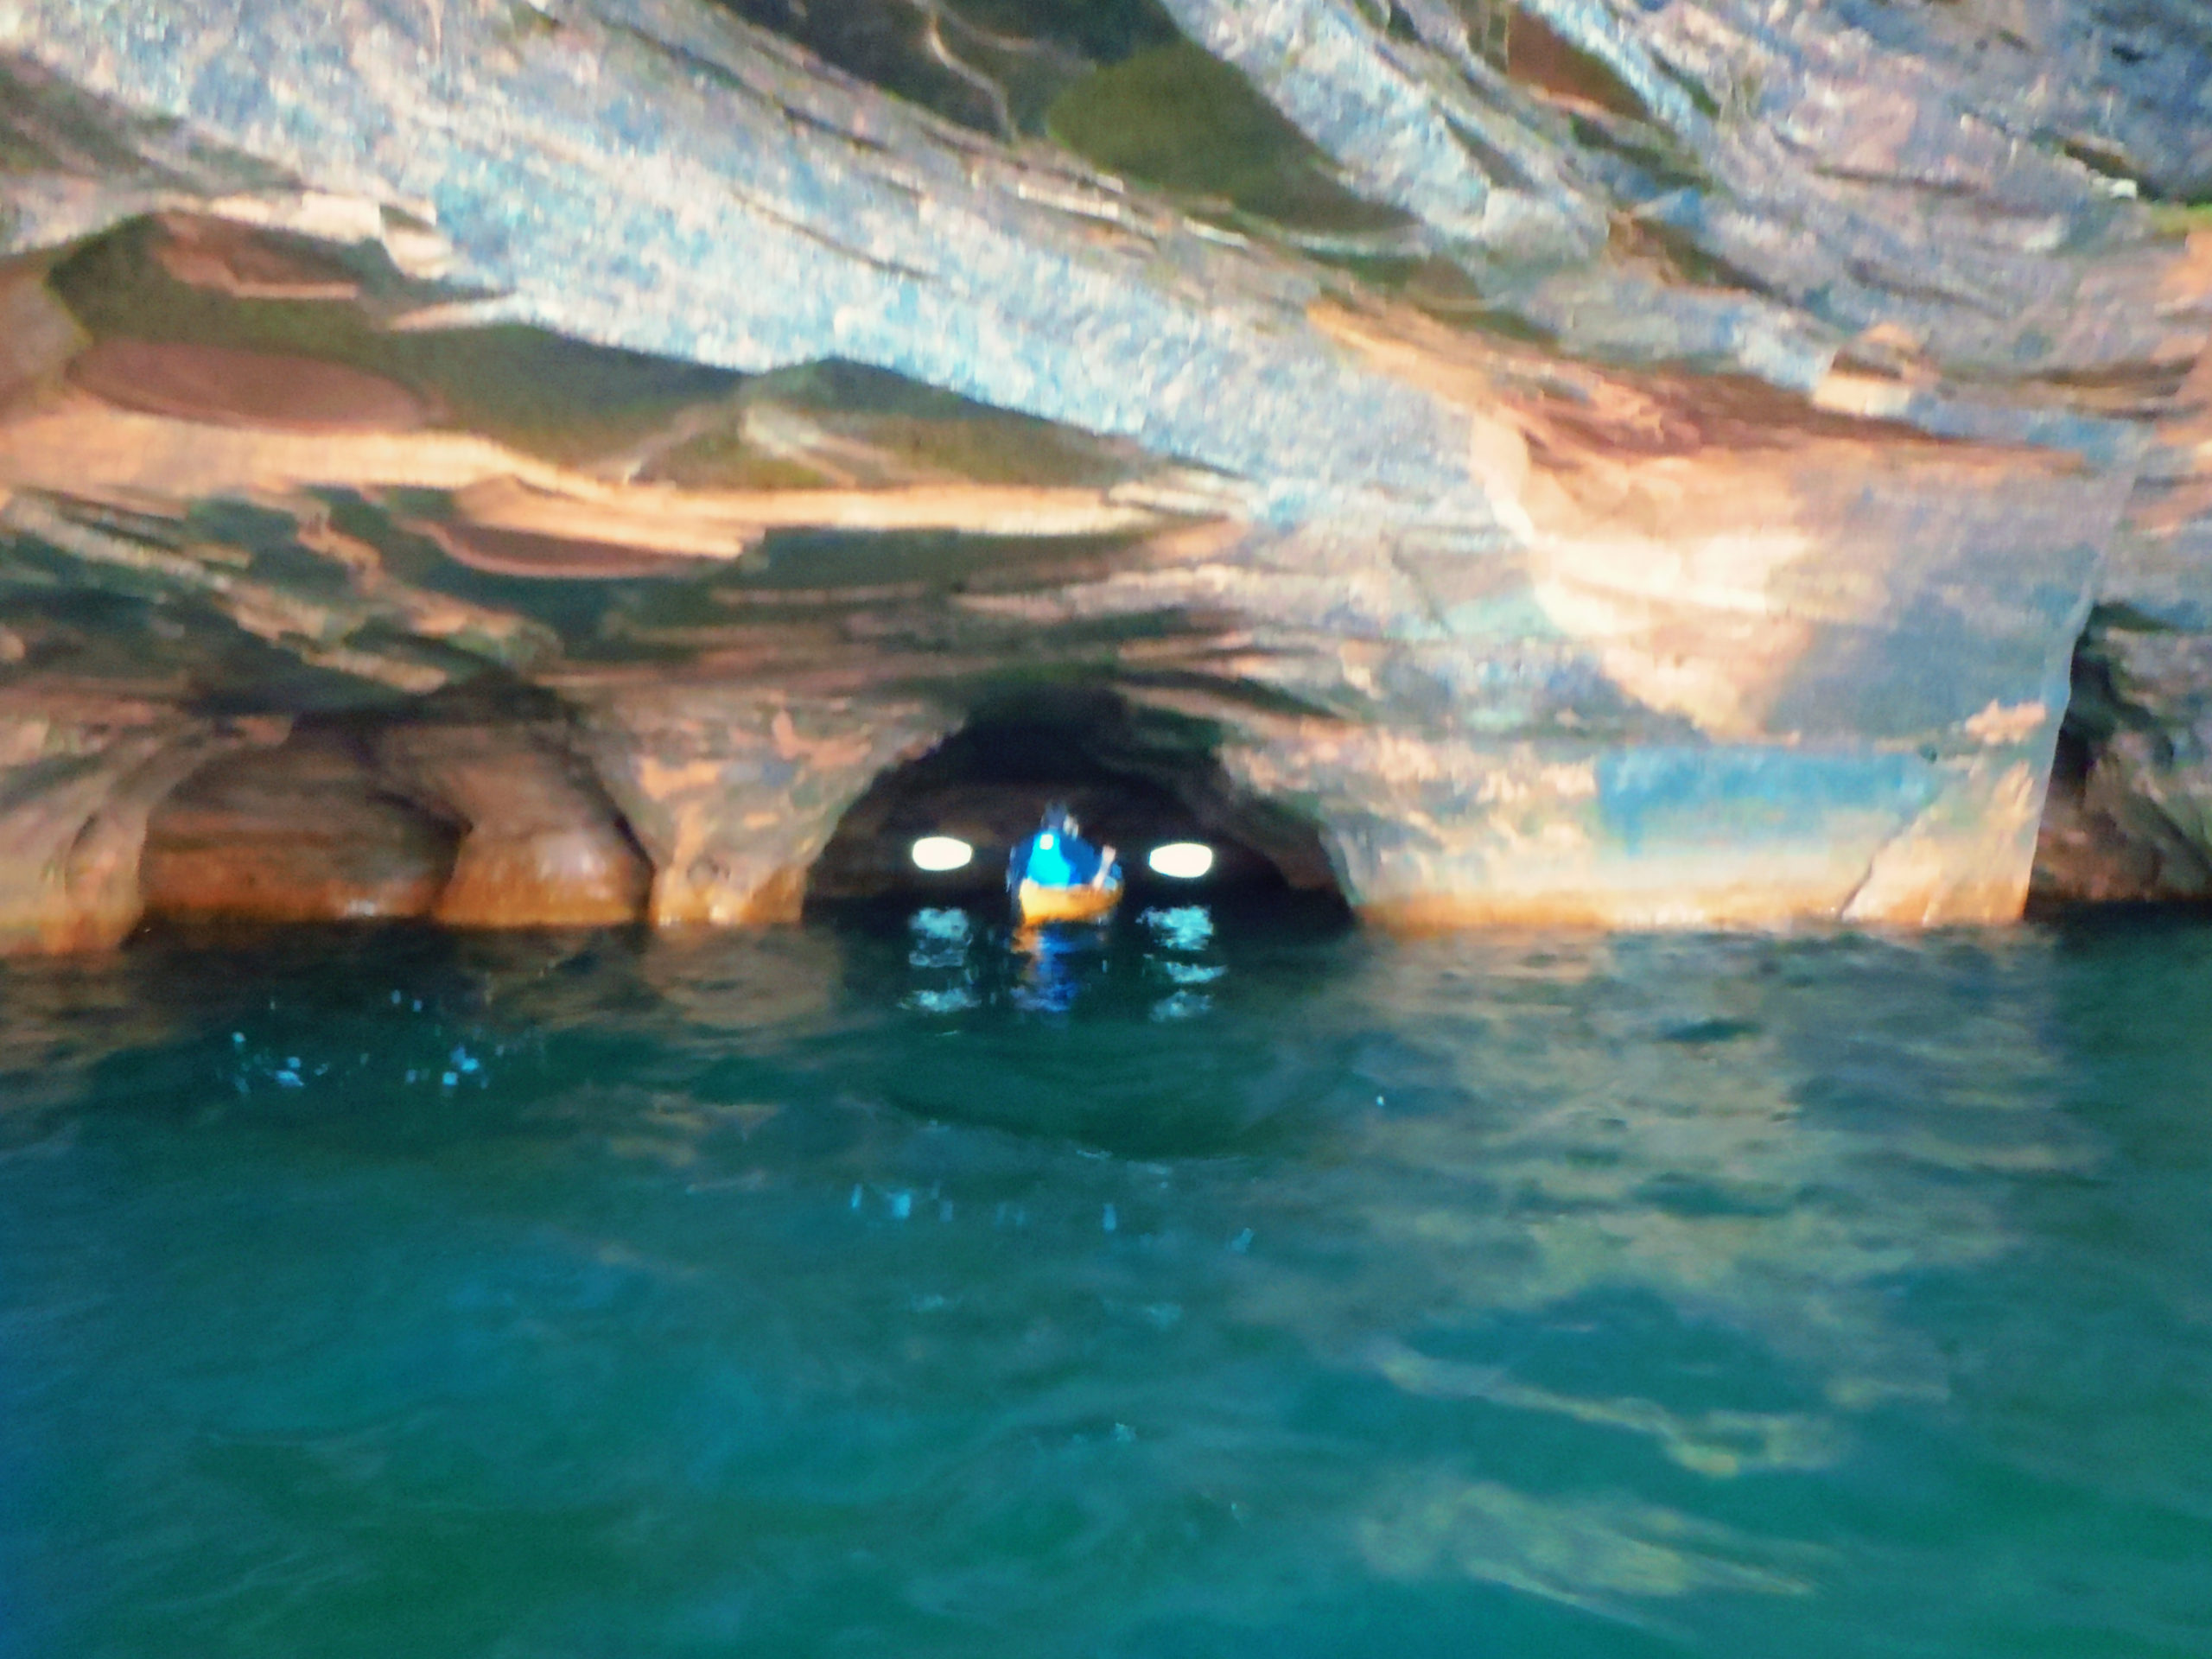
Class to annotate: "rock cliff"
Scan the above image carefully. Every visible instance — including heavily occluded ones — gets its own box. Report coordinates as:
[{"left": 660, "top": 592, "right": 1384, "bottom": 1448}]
[{"left": 3, "top": 0, "right": 2210, "bottom": 945}]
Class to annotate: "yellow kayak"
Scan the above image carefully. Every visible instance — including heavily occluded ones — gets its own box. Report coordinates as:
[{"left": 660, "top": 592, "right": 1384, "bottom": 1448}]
[{"left": 1015, "top": 877, "right": 1122, "bottom": 925}]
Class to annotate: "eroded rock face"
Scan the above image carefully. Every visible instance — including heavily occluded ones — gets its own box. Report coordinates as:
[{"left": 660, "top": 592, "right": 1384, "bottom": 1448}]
[
  {"left": 1, "top": 693, "right": 283, "bottom": 951},
  {"left": 0, "top": 0, "right": 2209, "bottom": 944},
  {"left": 577, "top": 687, "right": 949, "bottom": 925},
  {"left": 375, "top": 721, "right": 650, "bottom": 928},
  {"left": 139, "top": 717, "right": 653, "bottom": 928},
  {"left": 141, "top": 728, "right": 458, "bottom": 925},
  {"left": 2031, "top": 616, "right": 2212, "bottom": 906},
  {"left": 2046, "top": 346, "right": 2212, "bottom": 906},
  {"left": 66, "top": 339, "right": 433, "bottom": 432}
]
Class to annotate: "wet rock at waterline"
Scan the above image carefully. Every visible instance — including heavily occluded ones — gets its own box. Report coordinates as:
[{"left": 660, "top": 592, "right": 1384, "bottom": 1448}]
[
  {"left": 3, "top": 0, "right": 2212, "bottom": 947},
  {"left": 141, "top": 727, "right": 461, "bottom": 925}
]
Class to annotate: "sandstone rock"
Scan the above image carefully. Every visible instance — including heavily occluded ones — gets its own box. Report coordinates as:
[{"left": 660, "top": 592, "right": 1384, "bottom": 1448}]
[
  {"left": 579, "top": 688, "right": 947, "bottom": 925},
  {"left": 0, "top": 259, "right": 86, "bottom": 412},
  {"left": 149, "top": 213, "right": 362, "bottom": 302},
  {"left": 417, "top": 524, "right": 727, "bottom": 582},
  {"left": 373, "top": 721, "right": 650, "bottom": 928},
  {"left": 66, "top": 338, "right": 432, "bottom": 433},
  {"left": 2031, "top": 620, "right": 2212, "bottom": 906},
  {"left": 1, "top": 692, "right": 285, "bottom": 951},
  {"left": 2033, "top": 760, "right": 2212, "bottom": 907},
  {"left": 1052, "top": 416, "right": 2128, "bottom": 926},
  {"left": 139, "top": 728, "right": 457, "bottom": 924},
  {"left": 0, "top": 0, "right": 2209, "bottom": 942}
]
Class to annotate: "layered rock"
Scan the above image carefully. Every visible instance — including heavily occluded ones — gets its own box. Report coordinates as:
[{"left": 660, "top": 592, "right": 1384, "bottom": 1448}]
[
  {"left": 136, "top": 716, "right": 658, "bottom": 930},
  {"left": 578, "top": 686, "right": 948, "bottom": 925},
  {"left": 141, "top": 727, "right": 458, "bottom": 924},
  {"left": 375, "top": 721, "right": 650, "bottom": 928},
  {"left": 2032, "top": 613, "right": 2212, "bottom": 906},
  {"left": 0, "top": 0, "right": 2210, "bottom": 944},
  {"left": 1, "top": 692, "right": 283, "bottom": 950},
  {"left": 2029, "top": 300, "right": 2212, "bottom": 905}
]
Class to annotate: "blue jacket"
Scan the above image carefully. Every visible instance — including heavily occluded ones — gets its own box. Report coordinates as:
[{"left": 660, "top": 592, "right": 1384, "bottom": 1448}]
[{"left": 1008, "top": 826, "right": 1107, "bottom": 889}]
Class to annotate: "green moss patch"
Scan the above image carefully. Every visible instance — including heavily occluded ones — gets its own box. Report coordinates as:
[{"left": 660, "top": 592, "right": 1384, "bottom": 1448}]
[
  {"left": 640, "top": 429, "right": 839, "bottom": 492},
  {"left": 49, "top": 220, "right": 743, "bottom": 465},
  {"left": 1046, "top": 41, "right": 1409, "bottom": 234},
  {"left": 2147, "top": 201, "right": 2212, "bottom": 236}
]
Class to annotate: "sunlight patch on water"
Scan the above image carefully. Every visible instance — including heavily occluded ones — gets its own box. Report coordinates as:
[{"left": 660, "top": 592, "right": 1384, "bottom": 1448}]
[
  {"left": 1146, "top": 842, "right": 1215, "bottom": 880},
  {"left": 1368, "top": 1338, "right": 1842, "bottom": 1478},
  {"left": 1358, "top": 1474, "right": 1820, "bottom": 1610}
]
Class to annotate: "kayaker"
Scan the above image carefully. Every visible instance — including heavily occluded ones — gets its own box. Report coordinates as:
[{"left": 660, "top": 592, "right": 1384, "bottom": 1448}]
[{"left": 1007, "top": 802, "right": 1118, "bottom": 893}]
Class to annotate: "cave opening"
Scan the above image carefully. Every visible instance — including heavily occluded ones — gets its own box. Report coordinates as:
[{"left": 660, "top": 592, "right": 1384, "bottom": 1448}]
[
  {"left": 2028, "top": 607, "right": 2212, "bottom": 912},
  {"left": 804, "top": 689, "right": 1346, "bottom": 917}
]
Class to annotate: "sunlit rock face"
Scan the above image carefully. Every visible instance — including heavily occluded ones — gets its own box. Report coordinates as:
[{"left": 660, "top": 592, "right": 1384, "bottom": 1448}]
[{"left": 2, "top": 0, "right": 2211, "bottom": 947}]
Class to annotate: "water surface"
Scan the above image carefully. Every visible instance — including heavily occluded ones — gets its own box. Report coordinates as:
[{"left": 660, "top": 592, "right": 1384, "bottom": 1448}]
[{"left": 3, "top": 906, "right": 2209, "bottom": 1656}]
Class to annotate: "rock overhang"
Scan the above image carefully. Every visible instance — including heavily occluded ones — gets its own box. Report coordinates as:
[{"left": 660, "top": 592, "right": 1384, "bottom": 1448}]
[{"left": 2, "top": 0, "right": 2210, "bottom": 948}]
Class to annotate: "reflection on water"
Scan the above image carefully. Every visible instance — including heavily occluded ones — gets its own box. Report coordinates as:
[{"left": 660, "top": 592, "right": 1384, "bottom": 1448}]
[
  {"left": 3, "top": 912, "right": 2211, "bottom": 1656},
  {"left": 902, "top": 900, "right": 1228, "bottom": 1021},
  {"left": 906, "top": 906, "right": 981, "bottom": 1014},
  {"left": 1143, "top": 906, "right": 1222, "bottom": 1020},
  {"left": 1010, "top": 917, "right": 1103, "bottom": 1016}
]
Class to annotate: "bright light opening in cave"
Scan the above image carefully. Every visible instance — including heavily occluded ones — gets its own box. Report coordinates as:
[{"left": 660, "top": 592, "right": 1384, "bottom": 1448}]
[
  {"left": 1147, "top": 842, "right": 1215, "bottom": 880},
  {"left": 910, "top": 836, "right": 976, "bottom": 872}
]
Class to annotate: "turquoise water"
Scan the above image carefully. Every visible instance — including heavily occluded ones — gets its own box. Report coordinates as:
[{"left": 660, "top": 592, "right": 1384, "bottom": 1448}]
[{"left": 3, "top": 906, "right": 2209, "bottom": 1656}]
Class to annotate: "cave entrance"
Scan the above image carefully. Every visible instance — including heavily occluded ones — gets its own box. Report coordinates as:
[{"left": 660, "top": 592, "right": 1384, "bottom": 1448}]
[
  {"left": 2029, "top": 606, "right": 2212, "bottom": 912},
  {"left": 804, "top": 690, "right": 1344, "bottom": 913}
]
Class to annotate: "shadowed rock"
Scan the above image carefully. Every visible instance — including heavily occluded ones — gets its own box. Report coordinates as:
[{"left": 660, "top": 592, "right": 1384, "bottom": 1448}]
[
  {"left": 3, "top": 694, "right": 287, "bottom": 950},
  {"left": 375, "top": 721, "right": 651, "bottom": 928},
  {"left": 578, "top": 685, "right": 950, "bottom": 925},
  {"left": 140, "top": 728, "right": 458, "bottom": 925}
]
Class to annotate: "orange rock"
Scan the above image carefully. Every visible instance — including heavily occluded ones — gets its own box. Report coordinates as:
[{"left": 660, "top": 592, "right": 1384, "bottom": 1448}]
[
  {"left": 151, "top": 215, "right": 363, "bottom": 302},
  {"left": 418, "top": 521, "right": 713, "bottom": 581},
  {"left": 0, "top": 696, "right": 280, "bottom": 951},
  {"left": 67, "top": 339, "right": 431, "bottom": 434},
  {"left": 375, "top": 724, "right": 650, "bottom": 928},
  {"left": 141, "top": 732, "right": 457, "bottom": 923},
  {"left": 577, "top": 686, "right": 947, "bottom": 927}
]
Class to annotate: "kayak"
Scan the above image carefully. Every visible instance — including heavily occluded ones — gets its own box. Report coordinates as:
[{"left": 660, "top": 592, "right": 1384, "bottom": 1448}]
[{"left": 1015, "top": 876, "right": 1122, "bottom": 926}]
